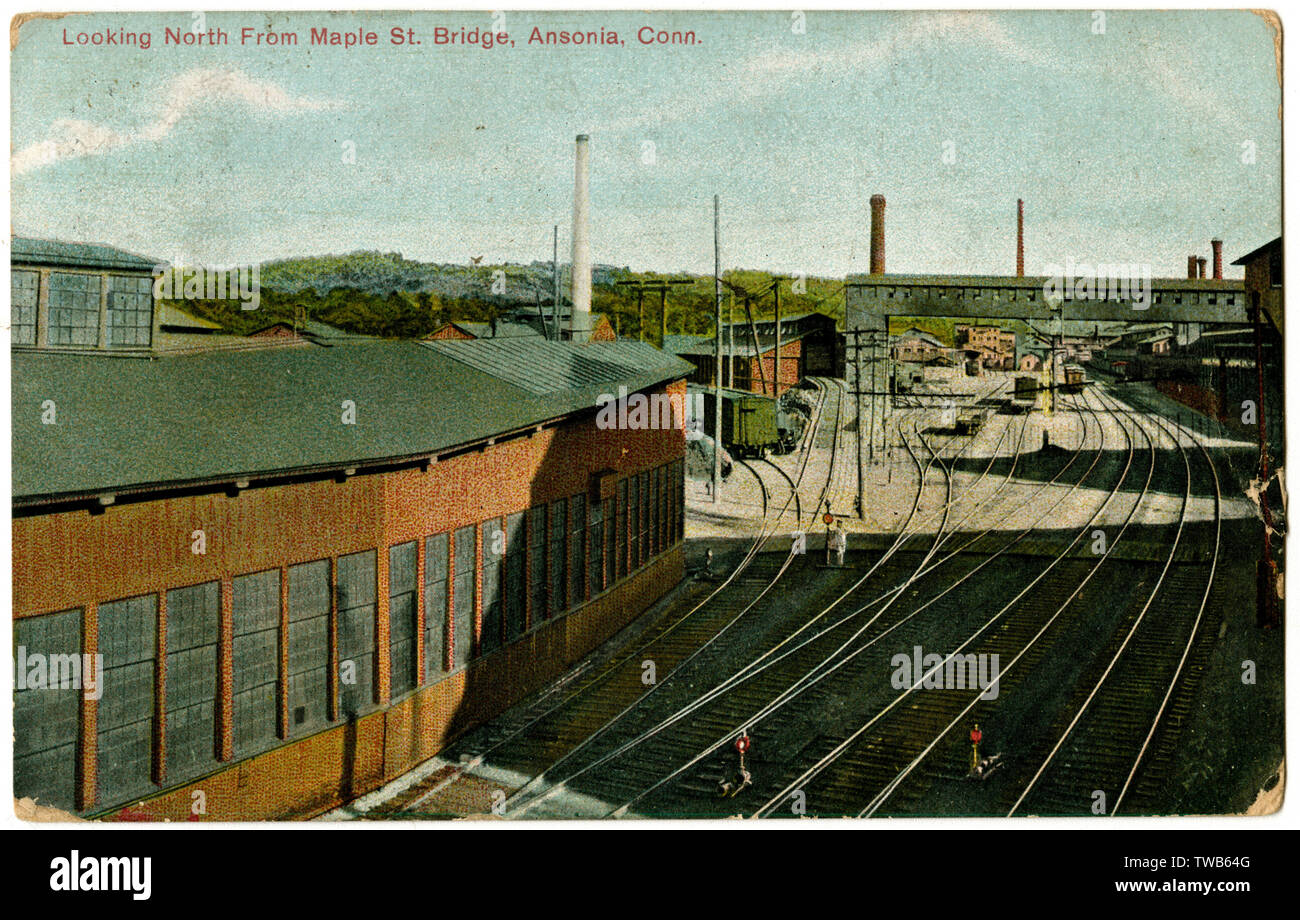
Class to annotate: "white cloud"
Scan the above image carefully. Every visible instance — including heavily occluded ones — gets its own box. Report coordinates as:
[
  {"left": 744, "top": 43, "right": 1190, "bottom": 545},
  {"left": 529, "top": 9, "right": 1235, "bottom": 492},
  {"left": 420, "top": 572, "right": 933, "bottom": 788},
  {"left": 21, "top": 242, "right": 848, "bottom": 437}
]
[
  {"left": 742, "top": 12, "right": 1062, "bottom": 78},
  {"left": 12, "top": 67, "right": 341, "bottom": 175}
]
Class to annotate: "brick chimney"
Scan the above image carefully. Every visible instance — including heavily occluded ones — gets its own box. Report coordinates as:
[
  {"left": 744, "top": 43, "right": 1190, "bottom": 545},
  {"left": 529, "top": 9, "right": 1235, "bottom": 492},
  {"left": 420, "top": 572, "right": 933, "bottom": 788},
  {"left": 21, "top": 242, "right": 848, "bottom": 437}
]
[
  {"left": 1211, "top": 239, "right": 1223, "bottom": 280},
  {"left": 1187, "top": 255, "right": 1198, "bottom": 279},
  {"left": 1016, "top": 199, "right": 1025, "bottom": 277},
  {"left": 869, "top": 194, "right": 886, "bottom": 275},
  {"left": 1197, "top": 257, "right": 1207, "bottom": 279}
]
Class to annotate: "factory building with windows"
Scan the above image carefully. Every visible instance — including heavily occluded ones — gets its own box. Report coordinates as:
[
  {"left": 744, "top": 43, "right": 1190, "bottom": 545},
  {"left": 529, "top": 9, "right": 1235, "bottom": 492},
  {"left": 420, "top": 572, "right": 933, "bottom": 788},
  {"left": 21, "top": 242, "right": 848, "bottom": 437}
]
[{"left": 12, "top": 237, "right": 692, "bottom": 820}]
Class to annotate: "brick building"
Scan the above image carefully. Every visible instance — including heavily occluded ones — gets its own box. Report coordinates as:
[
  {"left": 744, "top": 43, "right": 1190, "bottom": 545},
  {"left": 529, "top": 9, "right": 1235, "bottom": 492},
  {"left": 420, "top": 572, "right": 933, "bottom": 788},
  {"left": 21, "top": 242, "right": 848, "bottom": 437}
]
[
  {"left": 955, "top": 323, "right": 1017, "bottom": 370},
  {"left": 665, "top": 312, "right": 843, "bottom": 397},
  {"left": 12, "top": 241, "right": 691, "bottom": 821}
]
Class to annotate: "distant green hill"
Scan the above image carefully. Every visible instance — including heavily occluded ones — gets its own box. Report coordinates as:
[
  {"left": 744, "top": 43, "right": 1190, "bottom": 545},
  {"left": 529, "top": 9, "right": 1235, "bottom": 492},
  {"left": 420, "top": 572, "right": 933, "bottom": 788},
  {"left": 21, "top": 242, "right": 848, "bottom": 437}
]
[{"left": 169, "top": 251, "right": 845, "bottom": 342}]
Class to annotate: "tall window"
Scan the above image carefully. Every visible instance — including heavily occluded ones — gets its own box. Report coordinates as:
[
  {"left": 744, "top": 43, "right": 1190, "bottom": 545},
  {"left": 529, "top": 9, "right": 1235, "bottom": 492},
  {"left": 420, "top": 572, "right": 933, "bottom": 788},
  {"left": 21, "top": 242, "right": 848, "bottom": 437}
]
[
  {"left": 424, "top": 534, "right": 449, "bottom": 681},
  {"left": 97, "top": 594, "right": 157, "bottom": 807},
  {"left": 603, "top": 497, "right": 616, "bottom": 588},
  {"left": 10, "top": 270, "right": 38, "bottom": 345},
  {"left": 389, "top": 543, "right": 418, "bottom": 697},
  {"left": 629, "top": 475, "right": 640, "bottom": 570},
  {"left": 479, "top": 520, "right": 504, "bottom": 656},
  {"left": 528, "top": 506, "right": 547, "bottom": 624},
  {"left": 14, "top": 609, "right": 82, "bottom": 811},
  {"left": 287, "top": 560, "right": 330, "bottom": 735},
  {"left": 568, "top": 495, "right": 586, "bottom": 607},
  {"left": 48, "top": 272, "right": 100, "bottom": 346},
  {"left": 548, "top": 500, "right": 566, "bottom": 616},
  {"left": 650, "top": 468, "right": 661, "bottom": 558},
  {"left": 231, "top": 570, "right": 280, "bottom": 756},
  {"left": 616, "top": 480, "right": 629, "bottom": 578},
  {"left": 588, "top": 499, "right": 604, "bottom": 597},
  {"left": 640, "top": 471, "right": 651, "bottom": 566},
  {"left": 452, "top": 526, "right": 476, "bottom": 668},
  {"left": 336, "top": 551, "right": 377, "bottom": 718},
  {"left": 504, "top": 513, "right": 527, "bottom": 642},
  {"left": 107, "top": 275, "right": 153, "bottom": 347},
  {"left": 165, "top": 581, "right": 220, "bottom": 784}
]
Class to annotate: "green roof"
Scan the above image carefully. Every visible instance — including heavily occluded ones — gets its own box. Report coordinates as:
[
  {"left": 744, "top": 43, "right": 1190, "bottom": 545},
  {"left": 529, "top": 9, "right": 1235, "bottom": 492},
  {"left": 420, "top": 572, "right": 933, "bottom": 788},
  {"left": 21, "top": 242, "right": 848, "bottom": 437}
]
[
  {"left": 12, "top": 339, "right": 691, "bottom": 503},
  {"left": 12, "top": 236, "right": 159, "bottom": 272}
]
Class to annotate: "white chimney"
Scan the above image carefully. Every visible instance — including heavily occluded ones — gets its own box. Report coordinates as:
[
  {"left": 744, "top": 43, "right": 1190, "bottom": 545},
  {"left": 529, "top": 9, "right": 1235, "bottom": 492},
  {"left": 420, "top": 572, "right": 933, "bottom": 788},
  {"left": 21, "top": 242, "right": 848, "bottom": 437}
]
[{"left": 570, "top": 134, "right": 592, "bottom": 339}]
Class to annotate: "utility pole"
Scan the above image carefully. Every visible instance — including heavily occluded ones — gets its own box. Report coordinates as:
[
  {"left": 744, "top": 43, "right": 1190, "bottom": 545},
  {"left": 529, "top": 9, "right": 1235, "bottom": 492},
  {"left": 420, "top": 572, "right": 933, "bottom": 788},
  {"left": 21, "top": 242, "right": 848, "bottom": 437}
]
[
  {"left": 773, "top": 279, "right": 782, "bottom": 397},
  {"left": 728, "top": 290, "right": 735, "bottom": 388},
  {"left": 713, "top": 195, "right": 723, "bottom": 504},
  {"left": 551, "top": 225, "right": 561, "bottom": 342},
  {"left": 618, "top": 279, "right": 692, "bottom": 349},
  {"left": 854, "top": 328, "right": 864, "bottom": 518},
  {"left": 740, "top": 293, "right": 768, "bottom": 395},
  {"left": 866, "top": 329, "right": 876, "bottom": 462}
]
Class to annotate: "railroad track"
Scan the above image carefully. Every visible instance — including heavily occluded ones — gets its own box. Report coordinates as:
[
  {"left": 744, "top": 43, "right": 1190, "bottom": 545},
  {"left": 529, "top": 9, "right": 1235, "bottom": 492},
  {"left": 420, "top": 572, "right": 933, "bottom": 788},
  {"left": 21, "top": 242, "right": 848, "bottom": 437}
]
[
  {"left": 490, "top": 381, "right": 996, "bottom": 816},
  {"left": 361, "top": 378, "right": 843, "bottom": 816},
  {"left": 737, "top": 385, "right": 1153, "bottom": 818},
  {"left": 497, "top": 380, "right": 1099, "bottom": 818},
  {"left": 1003, "top": 394, "right": 1223, "bottom": 817}
]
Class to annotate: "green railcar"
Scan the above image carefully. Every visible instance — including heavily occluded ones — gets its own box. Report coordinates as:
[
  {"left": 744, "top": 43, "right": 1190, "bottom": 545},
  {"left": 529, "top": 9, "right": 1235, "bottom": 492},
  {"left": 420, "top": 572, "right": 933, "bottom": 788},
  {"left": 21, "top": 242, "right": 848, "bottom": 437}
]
[{"left": 700, "top": 387, "right": 781, "bottom": 459}]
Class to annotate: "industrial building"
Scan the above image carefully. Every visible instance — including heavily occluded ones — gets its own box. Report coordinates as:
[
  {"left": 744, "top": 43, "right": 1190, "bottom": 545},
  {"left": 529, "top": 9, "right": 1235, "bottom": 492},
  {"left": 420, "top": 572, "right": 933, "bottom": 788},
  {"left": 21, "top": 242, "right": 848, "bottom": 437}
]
[
  {"left": 12, "top": 135, "right": 694, "bottom": 820},
  {"left": 666, "top": 311, "right": 844, "bottom": 396}
]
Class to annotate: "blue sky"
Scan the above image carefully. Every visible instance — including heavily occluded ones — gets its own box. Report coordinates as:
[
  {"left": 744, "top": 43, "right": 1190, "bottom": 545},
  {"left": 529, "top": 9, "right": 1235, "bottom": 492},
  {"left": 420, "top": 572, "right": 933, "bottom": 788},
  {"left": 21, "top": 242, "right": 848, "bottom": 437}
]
[{"left": 10, "top": 10, "right": 1281, "bottom": 278}]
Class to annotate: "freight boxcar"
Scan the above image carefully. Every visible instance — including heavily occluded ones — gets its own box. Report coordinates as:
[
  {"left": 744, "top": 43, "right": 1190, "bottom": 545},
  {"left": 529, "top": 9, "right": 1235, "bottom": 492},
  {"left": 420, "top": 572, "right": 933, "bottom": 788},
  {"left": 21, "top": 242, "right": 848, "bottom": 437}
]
[
  {"left": 955, "top": 409, "right": 987, "bottom": 435},
  {"left": 699, "top": 387, "right": 782, "bottom": 458},
  {"left": 1011, "top": 375, "right": 1038, "bottom": 411},
  {"left": 1063, "top": 365, "right": 1087, "bottom": 393}
]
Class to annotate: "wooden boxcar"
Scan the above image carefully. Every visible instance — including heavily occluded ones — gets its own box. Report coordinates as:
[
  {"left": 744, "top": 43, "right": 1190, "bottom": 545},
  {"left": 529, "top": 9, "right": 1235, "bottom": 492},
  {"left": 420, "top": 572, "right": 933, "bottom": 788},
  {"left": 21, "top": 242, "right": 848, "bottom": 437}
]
[
  {"left": 1013, "top": 375, "right": 1039, "bottom": 406},
  {"left": 955, "top": 409, "right": 987, "bottom": 435},
  {"left": 700, "top": 387, "right": 782, "bottom": 458}
]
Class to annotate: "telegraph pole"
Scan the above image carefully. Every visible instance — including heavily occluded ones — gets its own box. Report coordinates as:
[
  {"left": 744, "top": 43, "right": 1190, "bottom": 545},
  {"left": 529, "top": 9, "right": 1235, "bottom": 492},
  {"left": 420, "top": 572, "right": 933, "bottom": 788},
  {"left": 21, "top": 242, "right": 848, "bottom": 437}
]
[
  {"left": 728, "top": 290, "right": 735, "bottom": 388},
  {"left": 854, "top": 328, "right": 864, "bottom": 518},
  {"left": 551, "top": 225, "right": 561, "bottom": 341},
  {"left": 618, "top": 279, "right": 692, "bottom": 348},
  {"left": 773, "top": 279, "right": 782, "bottom": 396},
  {"left": 713, "top": 195, "right": 723, "bottom": 503}
]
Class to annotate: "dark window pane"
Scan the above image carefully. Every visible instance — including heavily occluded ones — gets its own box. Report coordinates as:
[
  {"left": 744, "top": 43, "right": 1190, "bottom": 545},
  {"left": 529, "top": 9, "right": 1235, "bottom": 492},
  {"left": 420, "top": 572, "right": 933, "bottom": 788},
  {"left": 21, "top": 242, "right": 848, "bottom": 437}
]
[
  {"left": 337, "top": 551, "right": 376, "bottom": 718},
  {"left": 10, "top": 269, "right": 38, "bottom": 345},
  {"left": 232, "top": 569, "right": 279, "bottom": 756},
  {"left": 568, "top": 495, "right": 585, "bottom": 608},
  {"left": 97, "top": 594, "right": 157, "bottom": 807},
  {"left": 287, "top": 560, "right": 330, "bottom": 735},
  {"left": 14, "top": 609, "right": 82, "bottom": 811},
  {"left": 423, "top": 534, "right": 449, "bottom": 682},
  {"left": 452, "top": 526, "right": 475, "bottom": 668},
  {"left": 165, "top": 581, "right": 220, "bottom": 785},
  {"left": 479, "top": 520, "right": 503, "bottom": 656},
  {"left": 47, "top": 272, "right": 100, "bottom": 347},
  {"left": 528, "top": 506, "right": 547, "bottom": 625},
  {"left": 389, "top": 542, "right": 418, "bottom": 697},
  {"left": 548, "top": 501, "right": 566, "bottom": 616},
  {"left": 504, "top": 513, "right": 527, "bottom": 642}
]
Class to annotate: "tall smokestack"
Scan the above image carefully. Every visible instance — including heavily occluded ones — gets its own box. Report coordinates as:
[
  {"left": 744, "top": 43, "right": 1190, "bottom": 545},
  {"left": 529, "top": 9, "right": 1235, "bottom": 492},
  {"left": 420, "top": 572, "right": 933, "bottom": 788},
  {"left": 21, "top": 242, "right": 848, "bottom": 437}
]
[
  {"left": 570, "top": 134, "right": 592, "bottom": 338},
  {"left": 1016, "top": 199, "right": 1025, "bottom": 277},
  {"left": 1187, "top": 255, "right": 1199, "bottom": 279},
  {"left": 1197, "top": 257, "right": 1207, "bottom": 279},
  {"left": 1211, "top": 239, "right": 1223, "bottom": 280},
  {"left": 869, "top": 194, "right": 886, "bottom": 275}
]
